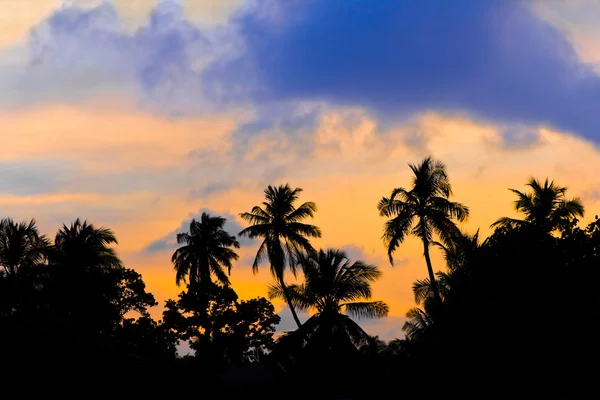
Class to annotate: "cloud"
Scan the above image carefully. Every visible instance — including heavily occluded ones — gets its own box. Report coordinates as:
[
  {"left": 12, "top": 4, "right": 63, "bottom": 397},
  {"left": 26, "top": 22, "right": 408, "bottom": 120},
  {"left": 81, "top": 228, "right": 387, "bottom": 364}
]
[
  {"left": 531, "top": 0, "right": 600, "bottom": 72},
  {"left": 499, "top": 127, "right": 544, "bottom": 150},
  {"left": 276, "top": 305, "right": 310, "bottom": 333},
  {"left": 187, "top": 182, "right": 232, "bottom": 200},
  {"left": 215, "top": 0, "right": 600, "bottom": 142},
  {"left": 339, "top": 244, "right": 404, "bottom": 267},
  {"left": 0, "top": 1, "right": 242, "bottom": 115},
  {"left": 359, "top": 316, "right": 408, "bottom": 342},
  {"left": 143, "top": 208, "right": 251, "bottom": 253},
  {"left": 0, "top": 159, "right": 75, "bottom": 195},
  {"left": 5, "top": 0, "right": 599, "bottom": 148}
]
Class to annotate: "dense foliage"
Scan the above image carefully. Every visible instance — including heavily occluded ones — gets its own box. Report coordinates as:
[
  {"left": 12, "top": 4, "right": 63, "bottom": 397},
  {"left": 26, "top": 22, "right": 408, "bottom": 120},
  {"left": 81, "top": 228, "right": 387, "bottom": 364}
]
[{"left": 1, "top": 160, "right": 598, "bottom": 399}]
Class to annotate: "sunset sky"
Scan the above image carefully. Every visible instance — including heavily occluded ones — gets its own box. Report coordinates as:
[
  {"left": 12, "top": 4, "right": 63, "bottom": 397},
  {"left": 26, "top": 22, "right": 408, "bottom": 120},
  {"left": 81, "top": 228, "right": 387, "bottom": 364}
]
[{"left": 1, "top": 0, "right": 600, "bottom": 340}]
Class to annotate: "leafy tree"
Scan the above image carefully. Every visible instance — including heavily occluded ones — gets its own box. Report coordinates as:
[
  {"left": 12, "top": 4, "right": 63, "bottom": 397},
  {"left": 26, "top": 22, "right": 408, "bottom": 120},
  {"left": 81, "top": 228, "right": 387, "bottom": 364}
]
[
  {"left": 1, "top": 218, "right": 159, "bottom": 366},
  {"left": 491, "top": 177, "right": 584, "bottom": 234},
  {"left": 239, "top": 184, "right": 322, "bottom": 329},
  {"left": 378, "top": 157, "right": 469, "bottom": 304},
  {"left": 171, "top": 213, "right": 240, "bottom": 289},
  {"left": 270, "top": 249, "right": 388, "bottom": 352},
  {"left": 114, "top": 316, "right": 178, "bottom": 364},
  {"left": 163, "top": 285, "right": 280, "bottom": 366}
]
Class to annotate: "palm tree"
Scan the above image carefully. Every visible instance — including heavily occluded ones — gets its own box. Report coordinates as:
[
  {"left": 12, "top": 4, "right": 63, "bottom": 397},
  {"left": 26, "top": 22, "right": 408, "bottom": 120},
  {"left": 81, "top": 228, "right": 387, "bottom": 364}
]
[
  {"left": 47, "top": 219, "right": 124, "bottom": 332},
  {"left": 403, "top": 307, "right": 434, "bottom": 341},
  {"left": 269, "top": 249, "right": 388, "bottom": 351},
  {"left": 491, "top": 177, "right": 584, "bottom": 234},
  {"left": 239, "top": 184, "right": 322, "bottom": 329},
  {"left": 0, "top": 218, "right": 49, "bottom": 278},
  {"left": 412, "top": 230, "right": 481, "bottom": 305},
  {"left": 171, "top": 212, "right": 240, "bottom": 289},
  {"left": 51, "top": 218, "right": 122, "bottom": 271},
  {"left": 378, "top": 156, "right": 469, "bottom": 304}
]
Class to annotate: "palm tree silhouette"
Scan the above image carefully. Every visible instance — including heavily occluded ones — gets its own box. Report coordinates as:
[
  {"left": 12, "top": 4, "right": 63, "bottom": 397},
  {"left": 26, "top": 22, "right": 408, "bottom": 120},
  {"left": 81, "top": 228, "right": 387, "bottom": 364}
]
[
  {"left": 0, "top": 218, "right": 49, "bottom": 278},
  {"left": 491, "top": 177, "right": 584, "bottom": 233},
  {"left": 403, "top": 307, "right": 434, "bottom": 341},
  {"left": 172, "top": 212, "right": 240, "bottom": 289},
  {"left": 48, "top": 219, "right": 124, "bottom": 332},
  {"left": 51, "top": 218, "right": 122, "bottom": 271},
  {"left": 378, "top": 156, "right": 469, "bottom": 304},
  {"left": 239, "top": 184, "right": 322, "bottom": 329},
  {"left": 412, "top": 230, "right": 481, "bottom": 305},
  {"left": 269, "top": 249, "right": 388, "bottom": 350}
]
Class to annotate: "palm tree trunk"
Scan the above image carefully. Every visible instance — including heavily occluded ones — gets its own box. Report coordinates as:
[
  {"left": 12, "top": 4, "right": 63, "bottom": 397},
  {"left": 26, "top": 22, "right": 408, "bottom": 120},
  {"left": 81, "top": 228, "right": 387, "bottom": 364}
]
[
  {"left": 421, "top": 234, "right": 442, "bottom": 305},
  {"left": 280, "top": 278, "right": 303, "bottom": 329}
]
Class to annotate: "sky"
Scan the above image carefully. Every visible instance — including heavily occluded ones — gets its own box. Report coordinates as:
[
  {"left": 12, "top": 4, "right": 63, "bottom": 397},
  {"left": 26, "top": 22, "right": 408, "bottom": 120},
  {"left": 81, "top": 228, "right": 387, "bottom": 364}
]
[{"left": 1, "top": 0, "right": 600, "bottom": 341}]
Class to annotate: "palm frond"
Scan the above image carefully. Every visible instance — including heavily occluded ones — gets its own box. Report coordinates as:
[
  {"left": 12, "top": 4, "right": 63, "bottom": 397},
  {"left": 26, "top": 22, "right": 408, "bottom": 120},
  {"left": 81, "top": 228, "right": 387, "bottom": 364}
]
[
  {"left": 344, "top": 301, "right": 389, "bottom": 319},
  {"left": 238, "top": 223, "right": 271, "bottom": 239},
  {"left": 339, "top": 314, "right": 371, "bottom": 348},
  {"left": 382, "top": 212, "right": 415, "bottom": 265},
  {"left": 251, "top": 239, "right": 269, "bottom": 273},
  {"left": 490, "top": 216, "right": 526, "bottom": 230},
  {"left": 286, "top": 201, "right": 317, "bottom": 222},
  {"left": 402, "top": 307, "right": 433, "bottom": 340},
  {"left": 412, "top": 278, "right": 433, "bottom": 305}
]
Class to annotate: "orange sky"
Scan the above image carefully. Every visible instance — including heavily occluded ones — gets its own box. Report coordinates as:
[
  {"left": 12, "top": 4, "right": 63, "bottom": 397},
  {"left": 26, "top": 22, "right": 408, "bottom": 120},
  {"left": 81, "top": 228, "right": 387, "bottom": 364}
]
[{"left": 3, "top": 105, "right": 600, "bottom": 337}]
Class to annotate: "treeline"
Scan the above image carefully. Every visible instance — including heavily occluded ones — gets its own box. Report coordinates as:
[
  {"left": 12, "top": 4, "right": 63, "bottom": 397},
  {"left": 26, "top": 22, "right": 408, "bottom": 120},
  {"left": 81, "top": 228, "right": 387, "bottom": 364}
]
[{"left": 1, "top": 156, "right": 598, "bottom": 399}]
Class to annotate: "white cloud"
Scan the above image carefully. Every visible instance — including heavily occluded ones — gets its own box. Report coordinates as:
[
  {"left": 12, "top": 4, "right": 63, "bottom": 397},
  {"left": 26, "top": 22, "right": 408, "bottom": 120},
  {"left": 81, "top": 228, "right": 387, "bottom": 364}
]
[
  {"left": 531, "top": 0, "right": 600, "bottom": 72},
  {"left": 0, "top": 1, "right": 245, "bottom": 115}
]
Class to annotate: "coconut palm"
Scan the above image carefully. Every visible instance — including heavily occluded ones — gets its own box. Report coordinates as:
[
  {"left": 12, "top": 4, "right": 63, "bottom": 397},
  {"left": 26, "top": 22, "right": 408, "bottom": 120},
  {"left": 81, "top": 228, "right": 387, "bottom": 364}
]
[
  {"left": 239, "top": 184, "right": 322, "bottom": 329},
  {"left": 412, "top": 230, "right": 481, "bottom": 305},
  {"left": 46, "top": 219, "right": 124, "bottom": 330},
  {"left": 51, "top": 218, "right": 122, "bottom": 271},
  {"left": 172, "top": 212, "right": 240, "bottom": 289},
  {"left": 378, "top": 156, "right": 469, "bottom": 304},
  {"left": 403, "top": 307, "right": 434, "bottom": 341},
  {"left": 491, "top": 177, "right": 584, "bottom": 234},
  {"left": 269, "top": 249, "right": 388, "bottom": 351},
  {"left": 0, "top": 218, "right": 49, "bottom": 278}
]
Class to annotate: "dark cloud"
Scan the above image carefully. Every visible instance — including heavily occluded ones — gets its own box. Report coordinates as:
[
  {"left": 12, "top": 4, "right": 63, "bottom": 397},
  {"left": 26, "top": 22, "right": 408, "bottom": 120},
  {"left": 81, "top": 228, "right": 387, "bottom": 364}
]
[
  {"left": 215, "top": 0, "right": 600, "bottom": 142},
  {"left": 499, "top": 127, "right": 544, "bottom": 150},
  {"left": 142, "top": 208, "right": 252, "bottom": 254}
]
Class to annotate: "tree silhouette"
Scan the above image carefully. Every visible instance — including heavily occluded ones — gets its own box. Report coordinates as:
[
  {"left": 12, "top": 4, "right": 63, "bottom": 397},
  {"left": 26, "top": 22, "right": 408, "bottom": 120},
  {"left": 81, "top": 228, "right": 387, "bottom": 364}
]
[
  {"left": 378, "top": 156, "right": 468, "bottom": 304},
  {"left": 239, "top": 184, "right": 322, "bottom": 329},
  {"left": 49, "top": 219, "right": 156, "bottom": 336},
  {"left": 0, "top": 218, "right": 49, "bottom": 327},
  {"left": 412, "top": 230, "right": 481, "bottom": 305},
  {"left": 171, "top": 213, "right": 240, "bottom": 290},
  {"left": 403, "top": 307, "right": 434, "bottom": 341},
  {"left": 51, "top": 218, "right": 122, "bottom": 271},
  {"left": 491, "top": 177, "right": 584, "bottom": 234},
  {"left": 0, "top": 218, "right": 49, "bottom": 278},
  {"left": 163, "top": 285, "right": 280, "bottom": 366},
  {"left": 270, "top": 249, "right": 388, "bottom": 352}
]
